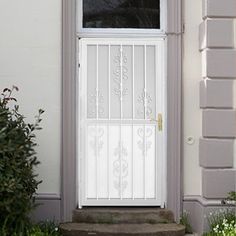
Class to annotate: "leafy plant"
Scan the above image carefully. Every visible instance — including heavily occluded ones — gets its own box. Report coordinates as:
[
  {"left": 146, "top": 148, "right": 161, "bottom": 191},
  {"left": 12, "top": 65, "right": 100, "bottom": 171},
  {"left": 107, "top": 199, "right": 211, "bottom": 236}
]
[
  {"left": 27, "top": 221, "right": 61, "bottom": 236},
  {"left": 0, "top": 86, "right": 44, "bottom": 235},
  {"left": 180, "top": 211, "right": 193, "bottom": 234},
  {"left": 203, "top": 209, "right": 236, "bottom": 236},
  {"left": 227, "top": 192, "right": 236, "bottom": 202},
  {"left": 0, "top": 221, "right": 61, "bottom": 236}
]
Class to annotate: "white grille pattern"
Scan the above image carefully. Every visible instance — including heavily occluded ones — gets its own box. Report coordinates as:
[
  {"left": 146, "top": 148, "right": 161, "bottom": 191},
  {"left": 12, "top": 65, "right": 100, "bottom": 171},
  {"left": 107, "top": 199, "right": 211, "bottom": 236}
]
[{"left": 79, "top": 39, "right": 166, "bottom": 206}]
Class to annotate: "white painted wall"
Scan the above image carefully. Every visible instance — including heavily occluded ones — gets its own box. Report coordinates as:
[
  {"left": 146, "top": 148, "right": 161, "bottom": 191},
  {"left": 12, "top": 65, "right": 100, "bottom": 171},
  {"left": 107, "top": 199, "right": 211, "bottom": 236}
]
[
  {"left": 0, "top": 0, "right": 207, "bottom": 197},
  {"left": 0, "top": 0, "right": 62, "bottom": 195},
  {"left": 183, "top": 1, "right": 236, "bottom": 195},
  {"left": 183, "top": 0, "right": 202, "bottom": 196}
]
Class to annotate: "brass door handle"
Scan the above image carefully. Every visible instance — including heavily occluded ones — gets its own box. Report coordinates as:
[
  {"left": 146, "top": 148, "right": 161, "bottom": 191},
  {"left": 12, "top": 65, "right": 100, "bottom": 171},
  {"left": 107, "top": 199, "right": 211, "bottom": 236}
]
[
  {"left": 150, "top": 113, "right": 163, "bottom": 131},
  {"left": 158, "top": 113, "right": 163, "bottom": 131}
]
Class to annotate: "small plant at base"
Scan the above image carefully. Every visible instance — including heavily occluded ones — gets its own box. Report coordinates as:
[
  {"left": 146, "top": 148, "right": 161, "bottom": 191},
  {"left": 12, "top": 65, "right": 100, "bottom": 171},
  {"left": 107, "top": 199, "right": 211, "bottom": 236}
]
[
  {"left": 27, "top": 221, "right": 61, "bottom": 236},
  {"left": 180, "top": 211, "right": 193, "bottom": 234},
  {"left": 227, "top": 192, "right": 236, "bottom": 202},
  {"left": 204, "top": 208, "right": 236, "bottom": 236},
  {"left": 227, "top": 192, "right": 236, "bottom": 207},
  {"left": 0, "top": 86, "right": 44, "bottom": 235}
]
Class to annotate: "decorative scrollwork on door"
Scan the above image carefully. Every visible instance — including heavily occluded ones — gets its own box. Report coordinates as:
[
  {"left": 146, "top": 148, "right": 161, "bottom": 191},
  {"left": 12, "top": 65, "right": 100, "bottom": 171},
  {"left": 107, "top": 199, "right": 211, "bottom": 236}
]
[
  {"left": 137, "top": 91, "right": 153, "bottom": 118},
  {"left": 88, "top": 90, "right": 104, "bottom": 117},
  {"left": 113, "top": 141, "right": 128, "bottom": 194},
  {"left": 137, "top": 127, "right": 153, "bottom": 156},
  {"left": 113, "top": 49, "right": 128, "bottom": 100},
  {"left": 89, "top": 127, "right": 104, "bottom": 156}
]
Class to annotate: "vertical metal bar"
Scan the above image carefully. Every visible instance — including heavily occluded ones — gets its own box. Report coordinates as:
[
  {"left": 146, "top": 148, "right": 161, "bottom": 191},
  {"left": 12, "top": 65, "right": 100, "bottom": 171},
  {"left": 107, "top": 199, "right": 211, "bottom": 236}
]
[
  {"left": 144, "top": 45, "right": 147, "bottom": 120},
  {"left": 83, "top": 42, "right": 88, "bottom": 204},
  {"left": 160, "top": 42, "right": 165, "bottom": 207},
  {"left": 96, "top": 44, "right": 99, "bottom": 200},
  {"left": 144, "top": 45, "right": 147, "bottom": 200},
  {"left": 156, "top": 41, "right": 164, "bottom": 206},
  {"left": 78, "top": 39, "right": 82, "bottom": 208},
  {"left": 132, "top": 44, "right": 134, "bottom": 200},
  {"left": 120, "top": 44, "right": 123, "bottom": 200},
  {"left": 108, "top": 45, "right": 111, "bottom": 200},
  {"left": 107, "top": 124, "right": 110, "bottom": 200},
  {"left": 108, "top": 44, "right": 111, "bottom": 120},
  {"left": 132, "top": 45, "right": 135, "bottom": 119},
  {"left": 155, "top": 44, "right": 158, "bottom": 201},
  {"left": 96, "top": 45, "right": 99, "bottom": 119},
  {"left": 143, "top": 126, "right": 146, "bottom": 200},
  {"left": 120, "top": 44, "right": 123, "bottom": 120}
]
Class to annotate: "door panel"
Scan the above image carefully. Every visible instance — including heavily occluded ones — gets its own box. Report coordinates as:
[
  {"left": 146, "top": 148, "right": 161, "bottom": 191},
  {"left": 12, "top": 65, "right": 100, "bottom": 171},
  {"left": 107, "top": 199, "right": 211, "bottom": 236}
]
[{"left": 79, "top": 38, "right": 166, "bottom": 206}]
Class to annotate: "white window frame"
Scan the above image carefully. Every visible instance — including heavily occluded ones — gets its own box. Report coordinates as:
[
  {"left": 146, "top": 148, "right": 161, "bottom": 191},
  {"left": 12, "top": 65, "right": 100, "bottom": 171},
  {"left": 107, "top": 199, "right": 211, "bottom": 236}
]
[{"left": 76, "top": 0, "right": 167, "bottom": 38}]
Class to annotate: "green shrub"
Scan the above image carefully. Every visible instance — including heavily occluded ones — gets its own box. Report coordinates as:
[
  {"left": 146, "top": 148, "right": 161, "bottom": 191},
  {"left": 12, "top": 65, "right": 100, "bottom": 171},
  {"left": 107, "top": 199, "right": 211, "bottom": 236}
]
[{"left": 0, "top": 86, "right": 44, "bottom": 235}]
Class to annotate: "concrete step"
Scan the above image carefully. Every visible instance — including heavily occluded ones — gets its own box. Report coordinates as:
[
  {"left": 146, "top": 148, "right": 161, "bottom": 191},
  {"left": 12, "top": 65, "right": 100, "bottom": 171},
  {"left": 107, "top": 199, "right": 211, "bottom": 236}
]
[
  {"left": 73, "top": 208, "right": 174, "bottom": 224},
  {"left": 60, "top": 223, "right": 185, "bottom": 236}
]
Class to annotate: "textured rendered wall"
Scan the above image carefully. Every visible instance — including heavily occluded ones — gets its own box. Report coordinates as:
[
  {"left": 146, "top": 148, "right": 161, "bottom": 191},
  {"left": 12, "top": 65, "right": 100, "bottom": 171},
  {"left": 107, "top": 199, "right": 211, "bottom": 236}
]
[
  {"left": 183, "top": 0, "right": 202, "bottom": 196},
  {"left": 184, "top": 0, "right": 236, "bottom": 199},
  {"left": 0, "top": 0, "right": 62, "bottom": 196},
  {"left": 184, "top": 0, "right": 236, "bottom": 234},
  {"left": 199, "top": 0, "right": 236, "bottom": 200}
]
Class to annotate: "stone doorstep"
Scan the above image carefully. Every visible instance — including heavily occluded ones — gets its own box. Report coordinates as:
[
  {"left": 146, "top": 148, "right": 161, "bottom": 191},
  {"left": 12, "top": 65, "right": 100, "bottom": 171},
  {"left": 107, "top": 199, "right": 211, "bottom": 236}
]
[
  {"left": 73, "top": 208, "right": 174, "bottom": 224},
  {"left": 60, "top": 222, "right": 186, "bottom": 236},
  {"left": 61, "top": 208, "right": 185, "bottom": 235}
]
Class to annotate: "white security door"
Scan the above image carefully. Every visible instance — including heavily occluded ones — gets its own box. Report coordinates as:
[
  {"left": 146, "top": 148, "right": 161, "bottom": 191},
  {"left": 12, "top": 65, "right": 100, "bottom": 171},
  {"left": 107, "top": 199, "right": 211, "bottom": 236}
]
[{"left": 78, "top": 38, "right": 166, "bottom": 207}]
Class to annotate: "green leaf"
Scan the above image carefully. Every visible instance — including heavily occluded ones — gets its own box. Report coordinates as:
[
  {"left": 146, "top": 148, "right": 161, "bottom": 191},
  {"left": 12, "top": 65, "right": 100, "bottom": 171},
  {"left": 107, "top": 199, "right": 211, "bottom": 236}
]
[{"left": 0, "top": 86, "right": 44, "bottom": 233}]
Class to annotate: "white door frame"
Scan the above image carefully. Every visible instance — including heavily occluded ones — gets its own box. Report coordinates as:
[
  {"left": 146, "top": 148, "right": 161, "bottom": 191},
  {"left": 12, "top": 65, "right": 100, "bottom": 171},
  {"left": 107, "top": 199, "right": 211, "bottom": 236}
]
[
  {"left": 62, "top": 0, "right": 182, "bottom": 222},
  {"left": 78, "top": 38, "right": 167, "bottom": 207}
]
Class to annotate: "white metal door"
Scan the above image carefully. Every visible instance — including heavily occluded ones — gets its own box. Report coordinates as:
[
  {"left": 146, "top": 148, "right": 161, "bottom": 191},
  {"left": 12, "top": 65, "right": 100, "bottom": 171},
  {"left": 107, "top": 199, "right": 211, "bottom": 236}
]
[{"left": 78, "top": 38, "right": 166, "bottom": 207}]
